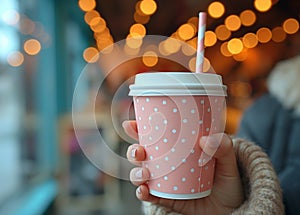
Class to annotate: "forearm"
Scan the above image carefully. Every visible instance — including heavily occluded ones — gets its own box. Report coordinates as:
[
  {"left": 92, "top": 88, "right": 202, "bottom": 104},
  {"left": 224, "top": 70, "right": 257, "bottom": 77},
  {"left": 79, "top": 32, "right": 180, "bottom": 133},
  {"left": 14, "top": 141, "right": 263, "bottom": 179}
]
[{"left": 231, "top": 138, "right": 284, "bottom": 215}]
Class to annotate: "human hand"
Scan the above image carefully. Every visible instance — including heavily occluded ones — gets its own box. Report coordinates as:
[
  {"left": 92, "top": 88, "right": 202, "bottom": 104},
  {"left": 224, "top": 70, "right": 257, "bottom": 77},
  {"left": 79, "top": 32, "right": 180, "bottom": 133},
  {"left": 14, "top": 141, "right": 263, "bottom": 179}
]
[{"left": 123, "top": 120, "right": 244, "bottom": 215}]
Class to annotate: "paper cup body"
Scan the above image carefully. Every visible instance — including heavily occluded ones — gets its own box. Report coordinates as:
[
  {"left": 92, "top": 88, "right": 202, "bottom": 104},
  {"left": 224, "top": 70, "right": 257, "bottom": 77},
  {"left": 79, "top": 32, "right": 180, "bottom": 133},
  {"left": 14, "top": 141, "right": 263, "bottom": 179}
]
[{"left": 129, "top": 72, "right": 227, "bottom": 199}]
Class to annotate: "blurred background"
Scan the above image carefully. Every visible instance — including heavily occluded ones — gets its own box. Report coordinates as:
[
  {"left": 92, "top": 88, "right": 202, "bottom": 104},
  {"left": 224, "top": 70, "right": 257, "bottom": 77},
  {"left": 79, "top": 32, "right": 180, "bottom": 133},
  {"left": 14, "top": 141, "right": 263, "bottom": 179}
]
[{"left": 0, "top": 0, "right": 299, "bottom": 214}]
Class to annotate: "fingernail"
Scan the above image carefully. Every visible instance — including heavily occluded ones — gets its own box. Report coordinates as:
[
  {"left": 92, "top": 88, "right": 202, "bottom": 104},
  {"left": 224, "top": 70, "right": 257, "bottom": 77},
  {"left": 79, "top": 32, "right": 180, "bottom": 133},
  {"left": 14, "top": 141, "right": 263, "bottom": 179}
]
[
  {"left": 137, "top": 186, "right": 142, "bottom": 195},
  {"left": 122, "top": 121, "right": 128, "bottom": 128},
  {"left": 135, "top": 169, "right": 143, "bottom": 179},
  {"left": 131, "top": 148, "right": 137, "bottom": 158}
]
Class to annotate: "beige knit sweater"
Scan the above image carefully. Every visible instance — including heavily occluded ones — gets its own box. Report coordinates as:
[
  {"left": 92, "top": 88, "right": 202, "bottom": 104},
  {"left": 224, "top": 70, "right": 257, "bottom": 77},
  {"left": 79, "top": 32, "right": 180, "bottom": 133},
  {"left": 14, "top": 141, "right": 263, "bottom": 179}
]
[{"left": 141, "top": 138, "right": 284, "bottom": 215}]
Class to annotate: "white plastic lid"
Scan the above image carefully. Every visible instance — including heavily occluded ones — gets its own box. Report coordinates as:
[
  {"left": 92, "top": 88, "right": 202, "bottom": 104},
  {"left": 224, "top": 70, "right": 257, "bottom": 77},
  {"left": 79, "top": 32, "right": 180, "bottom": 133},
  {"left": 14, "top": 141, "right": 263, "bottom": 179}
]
[{"left": 129, "top": 72, "right": 227, "bottom": 96}]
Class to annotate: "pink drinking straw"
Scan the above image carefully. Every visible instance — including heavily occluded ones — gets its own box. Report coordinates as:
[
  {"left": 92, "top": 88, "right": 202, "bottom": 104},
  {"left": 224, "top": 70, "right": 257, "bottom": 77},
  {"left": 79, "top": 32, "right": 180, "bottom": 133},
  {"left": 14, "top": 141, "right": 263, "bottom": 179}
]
[{"left": 195, "top": 12, "right": 207, "bottom": 73}]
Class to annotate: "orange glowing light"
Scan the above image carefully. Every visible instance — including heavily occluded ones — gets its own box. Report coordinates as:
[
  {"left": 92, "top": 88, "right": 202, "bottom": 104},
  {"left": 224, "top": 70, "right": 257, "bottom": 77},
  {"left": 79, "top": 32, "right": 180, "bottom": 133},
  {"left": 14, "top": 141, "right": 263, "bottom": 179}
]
[
  {"left": 243, "top": 33, "right": 258, "bottom": 48},
  {"left": 84, "top": 10, "right": 100, "bottom": 25},
  {"left": 83, "top": 47, "right": 99, "bottom": 63},
  {"left": 134, "top": 12, "right": 150, "bottom": 24},
  {"left": 256, "top": 27, "right": 272, "bottom": 43},
  {"left": 126, "top": 35, "right": 143, "bottom": 49},
  {"left": 96, "top": 36, "right": 113, "bottom": 51},
  {"left": 203, "top": 58, "right": 211, "bottom": 72},
  {"left": 189, "top": 57, "right": 196, "bottom": 72},
  {"left": 227, "top": 38, "right": 243, "bottom": 54},
  {"left": 240, "top": 10, "right": 256, "bottom": 27},
  {"left": 130, "top": 23, "right": 146, "bottom": 37},
  {"left": 24, "top": 39, "right": 41, "bottom": 55},
  {"left": 208, "top": 2, "right": 225, "bottom": 18},
  {"left": 163, "top": 37, "right": 181, "bottom": 54},
  {"left": 90, "top": 17, "right": 106, "bottom": 33},
  {"left": 225, "top": 15, "right": 241, "bottom": 31},
  {"left": 215, "top": 25, "right": 231, "bottom": 41},
  {"left": 142, "top": 51, "right": 158, "bottom": 67},
  {"left": 254, "top": 0, "right": 272, "bottom": 12},
  {"left": 158, "top": 41, "right": 170, "bottom": 56},
  {"left": 204, "top": 31, "right": 217, "bottom": 47},
  {"left": 140, "top": 0, "right": 157, "bottom": 16},
  {"left": 272, "top": 27, "right": 286, "bottom": 42},
  {"left": 178, "top": 23, "right": 195, "bottom": 40},
  {"left": 220, "top": 42, "right": 232, "bottom": 57},
  {"left": 283, "top": 18, "right": 299, "bottom": 34},
  {"left": 7, "top": 51, "right": 24, "bottom": 67},
  {"left": 78, "top": 0, "right": 96, "bottom": 12}
]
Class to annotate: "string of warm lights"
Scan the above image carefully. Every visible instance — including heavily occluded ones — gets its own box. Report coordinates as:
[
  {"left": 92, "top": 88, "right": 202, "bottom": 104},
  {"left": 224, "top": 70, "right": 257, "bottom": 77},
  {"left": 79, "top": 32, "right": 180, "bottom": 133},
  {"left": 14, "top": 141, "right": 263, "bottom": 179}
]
[
  {"left": 78, "top": 0, "right": 299, "bottom": 72},
  {"left": 3, "top": 0, "right": 299, "bottom": 69},
  {"left": 206, "top": 1, "right": 300, "bottom": 61},
  {"left": 126, "top": 0, "right": 158, "bottom": 67},
  {"left": 78, "top": 0, "right": 115, "bottom": 62}
]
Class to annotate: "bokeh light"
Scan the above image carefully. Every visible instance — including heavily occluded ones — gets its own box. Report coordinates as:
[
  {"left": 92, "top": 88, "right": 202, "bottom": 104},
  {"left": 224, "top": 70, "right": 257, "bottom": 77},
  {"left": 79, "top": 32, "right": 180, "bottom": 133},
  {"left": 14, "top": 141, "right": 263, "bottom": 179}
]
[
  {"left": 272, "top": 26, "right": 286, "bottom": 42},
  {"left": 240, "top": 10, "right": 256, "bottom": 27},
  {"left": 84, "top": 10, "right": 100, "bottom": 25},
  {"left": 203, "top": 57, "right": 211, "bottom": 72},
  {"left": 7, "top": 51, "right": 24, "bottom": 67},
  {"left": 254, "top": 0, "right": 272, "bottom": 12},
  {"left": 130, "top": 23, "right": 146, "bottom": 37},
  {"left": 243, "top": 33, "right": 258, "bottom": 48},
  {"left": 204, "top": 31, "right": 217, "bottom": 47},
  {"left": 78, "top": 0, "right": 96, "bottom": 12},
  {"left": 220, "top": 42, "right": 232, "bottom": 57},
  {"left": 142, "top": 51, "right": 158, "bottom": 67},
  {"left": 283, "top": 18, "right": 299, "bottom": 34},
  {"left": 83, "top": 47, "right": 99, "bottom": 62},
  {"left": 24, "top": 39, "right": 41, "bottom": 55},
  {"left": 126, "top": 35, "right": 143, "bottom": 49},
  {"left": 178, "top": 23, "right": 195, "bottom": 41},
  {"left": 90, "top": 17, "right": 106, "bottom": 33},
  {"left": 140, "top": 0, "right": 157, "bottom": 15},
  {"left": 256, "top": 27, "right": 272, "bottom": 43},
  {"left": 225, "top": 15, "right": 241, "bottom": 31},
  {"left": 96, "top": 34, "right": 113, "bottom": 51},
  {"left": 181, "top": 43, "right": 196, "bottom": 56},
  {"left": 227, "top": 38, "right": 243, "bottom": 54},
  {"left": 215, "top": 25, "right": 231, "bottom": 41},
  {"left": 188, "top": 57, "right": 196, "bottom": 72},
  {"left": 208, "top": 2, "right": 225, "bottom": 18},
  {"left": 163, "top": 37, "right": 181, "bottom": 54}
]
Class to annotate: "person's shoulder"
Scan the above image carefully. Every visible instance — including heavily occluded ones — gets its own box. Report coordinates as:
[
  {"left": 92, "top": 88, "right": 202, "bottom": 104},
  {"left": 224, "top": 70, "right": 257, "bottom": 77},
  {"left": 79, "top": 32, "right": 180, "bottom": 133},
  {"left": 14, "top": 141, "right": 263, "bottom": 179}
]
[{"left": 237, "top": 93, "right": 282, "bottom": 145}]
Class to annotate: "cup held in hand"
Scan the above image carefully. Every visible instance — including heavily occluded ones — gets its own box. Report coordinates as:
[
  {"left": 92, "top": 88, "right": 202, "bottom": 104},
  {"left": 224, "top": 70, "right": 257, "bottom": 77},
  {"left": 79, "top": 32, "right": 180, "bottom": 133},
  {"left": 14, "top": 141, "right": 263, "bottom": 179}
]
[{"left": 129, "top": 72, "right": 227, "bottom": 199}]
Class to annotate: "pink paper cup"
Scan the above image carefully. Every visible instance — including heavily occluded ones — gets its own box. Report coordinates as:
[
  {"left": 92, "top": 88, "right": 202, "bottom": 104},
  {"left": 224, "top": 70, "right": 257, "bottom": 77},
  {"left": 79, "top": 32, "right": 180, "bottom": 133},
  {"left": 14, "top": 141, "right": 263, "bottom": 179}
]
[{"left": 129, "top": 72, "right": 227, "bottom": 199}]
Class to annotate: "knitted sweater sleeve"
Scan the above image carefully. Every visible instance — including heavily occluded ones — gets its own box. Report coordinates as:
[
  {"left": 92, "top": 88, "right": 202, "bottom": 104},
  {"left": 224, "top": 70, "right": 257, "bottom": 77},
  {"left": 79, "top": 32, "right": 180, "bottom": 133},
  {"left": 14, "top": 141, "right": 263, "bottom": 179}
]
[{"left": 141, "top": 138, "right": 285, "bottom": 215}]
